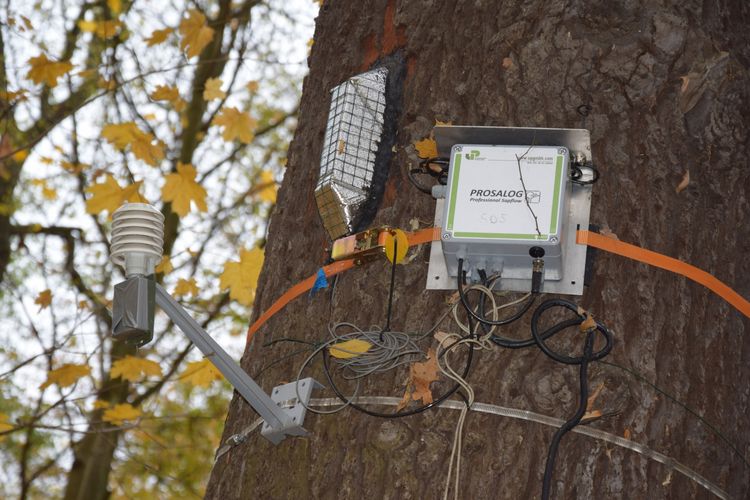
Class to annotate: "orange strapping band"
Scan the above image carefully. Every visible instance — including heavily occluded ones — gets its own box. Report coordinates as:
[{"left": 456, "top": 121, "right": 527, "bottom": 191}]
[
  {"left": 246, "top": 227, "right": 442, "bottom": 344},
  {"left": 577, "top": 229, "right": 750, "bottom": 319}
]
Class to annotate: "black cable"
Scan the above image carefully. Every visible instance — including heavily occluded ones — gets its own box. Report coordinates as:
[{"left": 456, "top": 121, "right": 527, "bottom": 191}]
[
  {"left": 529, "top": 298, "right": 613, "bottom": 499},
  {"left": 599, "top": 360, "right": 750, "bottom": 469},
  {"left": 407, "top": 157, "right": 450, "bottom": 194},
  {"left": 541, "top": 330, "right": 596, "bottom": 500},
  {"left": 383, "top": 238, "right": 397, "bottom": 335},
  {"left": 472, "top": 270, "right": 563, "bottom": 349},
  {"left": 570, "top": 164, "right": 600, "bottom": 185},
  {"left": 530, "top": 299, "right": 613, "bottom": 364},
  {"left": 321, "top": 326, "right": 475, "bottom": 419},
  {"left": 457, "top": 258, "right": 537, "bottom": 332},
  {"left": 407, "top": 167, "right": 434, "bottom": 194}
]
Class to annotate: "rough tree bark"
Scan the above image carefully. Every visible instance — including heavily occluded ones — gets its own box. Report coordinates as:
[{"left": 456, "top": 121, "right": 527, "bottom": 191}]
[{"left": 207, "top": 1, "right": 750, "bottom": 498}]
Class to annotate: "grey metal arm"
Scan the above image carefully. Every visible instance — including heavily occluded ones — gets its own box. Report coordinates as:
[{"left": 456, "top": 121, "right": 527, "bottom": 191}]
[{"left": 112, "top": 275, "right": 319, "bottom": 445}]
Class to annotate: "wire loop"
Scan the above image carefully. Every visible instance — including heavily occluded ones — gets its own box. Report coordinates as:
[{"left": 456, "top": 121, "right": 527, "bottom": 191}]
[{"left": 530, "top": 299, "right": 613, "bottom": 365}]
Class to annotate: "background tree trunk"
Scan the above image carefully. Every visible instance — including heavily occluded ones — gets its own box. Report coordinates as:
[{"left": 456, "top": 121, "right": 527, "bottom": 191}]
[{"left": 207, "top": 1, "right": 750, "bottom": 498}]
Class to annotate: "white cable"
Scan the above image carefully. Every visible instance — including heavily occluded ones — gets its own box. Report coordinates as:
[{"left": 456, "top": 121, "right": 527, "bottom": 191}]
[
  {"left": 213, "top": 396, "right": 730, "bottom": 499},
  {"left": 437, "top": 334, "right": 486, "bottom": 500}
]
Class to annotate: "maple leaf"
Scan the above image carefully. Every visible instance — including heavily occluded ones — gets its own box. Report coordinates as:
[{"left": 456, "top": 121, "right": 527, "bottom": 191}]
[
  {"left": 257, "top": 170, "right": 277, "bottom": 203},
  {"left": 78, "top": 19, "right": 122, "bottom": 39},
  {"left": 179, "top": 9, "right": 214, "bottom": 58},
  {"left": 26, "top": 54, "right": 73, "bottom": 87},
  {"left": 329, "top": 339, "right": 372, "bottom": 359},
  {"left": 219, "top": 247, "right": 264, "bottom": 306},
  {"left": 675, "top": 170, "right": 690, "bottom": 194},
  {"left": 35, "top": 289, "right": 52, "bottom": 310},
  {"left": 161, "top": 162, "right": 207, "bottom": 217},
  {"left": 0, "top": 413, "right": 13, "bottom": 433},
  {"left": 150, "top": 85, "right": 186, "bottom": 111},
  {"left": 179, "top": 359, "right": 223, "bottom": 387},
  {"left": 150, "top": 85, "right": 180, "bottom": 102},
  {"left": 92, "top": 400, "right": 110, "bottom": 410},
  {"left": 110, "top": 355, "right": 163, "bottom": 382},
  {"left": 174, "top": 277, "right": 199, "bottom": 297},
  {"left": 39, "top": 363, "right": 91, "bottom": 390},
  {"left": 61, "top": 161, "right": 89, "bottom": 174},
  {"left": 85, "top": 174, "right": 146, "bottom": 217},
  {"left": 203, "top": 77, "right": 226, "bottom": 100},
  {"left": 107, "top": 0, "right": 122, "bottom": 15},
  {"left": 397, "top": 348, "right": 439, "bottom": 410},
  {"left": 30, "top": 179, "right": 57, "bottom": 200},
  {"left": 212, "top": 107, "right": 256, "bottom": 144},
  {"left": 145, "top": 27, "right": 174, "bottom": 46},
  {"left": 414, "top": 137, "right": 438, "bottom": 159},
  {"left": 246, "top": 81, "right": 259, "bottom": 93},
  {"left": 102, "top": 122, "right": 165, "bottom": 166},
  {"left": 155, "top": 255, "right": 173, "bottom": 275},
  {"left": 103, "top": 403, "right": 142, "bottom": 425}
]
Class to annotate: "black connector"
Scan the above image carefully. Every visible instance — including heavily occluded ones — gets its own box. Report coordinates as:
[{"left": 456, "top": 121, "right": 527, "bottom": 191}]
[{"left": 531, "top": 258, "right": 544, "bottom": 294}]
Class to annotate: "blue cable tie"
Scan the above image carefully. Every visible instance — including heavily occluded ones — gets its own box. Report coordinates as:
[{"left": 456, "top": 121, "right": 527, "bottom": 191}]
[{"left": 310, "top": 268, "right": 329, "bottom": 295}]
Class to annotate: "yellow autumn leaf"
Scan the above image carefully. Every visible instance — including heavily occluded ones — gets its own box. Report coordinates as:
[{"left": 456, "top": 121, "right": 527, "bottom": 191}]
[
  {"left": 150, "top": 84, "right": 179, "bottom": 102},
  {"left": 110, "top": 355, "right": 163, "bottom": 382},
  {"left": 92, "top": 400, "right": 110, "bottom": 410},
  {"left": 179, "top": 9, "right": 214, "bottom": 58},
  {"left": 145, "top": 27, "right": 173, "bottom": 46},
  {"left": 26, "top": 54, "right": 73, "bottom": 87},
  {"left": 30, "top": 179, "right": 57, "bottom": 200},
  {"left": 39, "top": 363, "right": 91, "bottom": 390},
  {"left": 0, "top": 413, "right": 13, "bottom": 433},
  {"left": 329, "top": 339, "right": 372, "bottom": 359},
  {"left": 179, "top": 359, "right": 223, "bottom": 387},
  {"left": 102, "top": 122, "right": 165, "bottom": 166},
  {"left": 78, "top": 19, "right": 122, "bottom": 39},
  {"left": 61, "top": 161, "right": 89, "bottom": 174},
  {"left": 85, "top": 174, "right": 147, "bottom": 216},
  {"left": 35, "top": 289, "right": 52, "bottom": 310},
  {"left": 219, "top": 247, "right": 263, "bottom": 306},
  {"left": 155, "top": 255, "right": 173, "bottom": 275},
  {"left": 0, "top": 89, "right": 27, "bottom": 103},
  {"left": 161, "top": 162, "right": 207, "bottom": 217},
  {"left": 414, "top": 137, "right": 438, "bottom": 159},
  {"left": 246, "top": 81, "right": 259, "bottom": 93},
  {"left": 102, "top": 403, "right": 142, "bottom": 425},
  {"left": 12, "top": 149, "right": 29, "bottom": 162},
  {"left": 203, "top": 77, "right": 226, "bottom": 100},
  {"left": 20, "top": 16, "right": 33, "bottom": 31},
  {"left": 212, "top": 107, "right": 256, "bottom": 144},
  {"left": 257, "top": 170, "right": 277, "bottom": 203},
  {"left": 174, "top": 277, "right": 199, "bottom": 297},
  {"left": 97, "top": 77, "right": 117, "bottom": 91},
  {"left": 107, "top": 0, "right": 122, "bottom": 14},
  {"left": 150, "top": 85, "right": 186, "bottom": 112}
]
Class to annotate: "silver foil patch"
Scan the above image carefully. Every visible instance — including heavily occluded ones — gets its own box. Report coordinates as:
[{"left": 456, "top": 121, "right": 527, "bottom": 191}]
[{"left": 315, "top": 67, "right": 388, "bottom": 240}]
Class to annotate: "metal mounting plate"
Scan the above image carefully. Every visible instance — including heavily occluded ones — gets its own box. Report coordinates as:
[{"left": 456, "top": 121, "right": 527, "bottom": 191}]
[
  {"left": 426, "top": 126, "right": 593, "bottom": 296},
  {"left": 260, "top": 378, "right": 323, "bottom": 445}
]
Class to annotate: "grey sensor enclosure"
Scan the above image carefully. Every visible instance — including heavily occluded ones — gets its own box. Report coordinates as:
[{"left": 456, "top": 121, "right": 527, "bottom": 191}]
[
  {"left": 441, "top": 144, "right": 570, "bottom": 282},
  {"left": 426, "top": 126, "right": 594, "bottom": 296},
  {"left": 112, "top": 275, "right": 155, "bottom": 346}
]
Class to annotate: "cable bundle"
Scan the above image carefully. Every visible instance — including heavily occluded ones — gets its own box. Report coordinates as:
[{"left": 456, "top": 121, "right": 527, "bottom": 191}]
[{"left": 327, "top": 322, "right": 427, "bottom": 378}]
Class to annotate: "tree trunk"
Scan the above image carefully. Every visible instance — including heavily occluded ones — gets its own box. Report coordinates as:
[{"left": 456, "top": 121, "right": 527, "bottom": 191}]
[{"left": 207, "top": 1, "right": 750, "bottom": 498}]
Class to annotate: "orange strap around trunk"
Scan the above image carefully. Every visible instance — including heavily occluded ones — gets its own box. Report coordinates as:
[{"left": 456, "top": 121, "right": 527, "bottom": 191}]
[
  {"left": 245, "top": 227, "right": 440, "bottom": 344},
  {"left": 247, "top": 227, "right": 749, "bottom": 346},
  {"left": 576, "top": 229, "right": 750, "bottom": 319}
]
